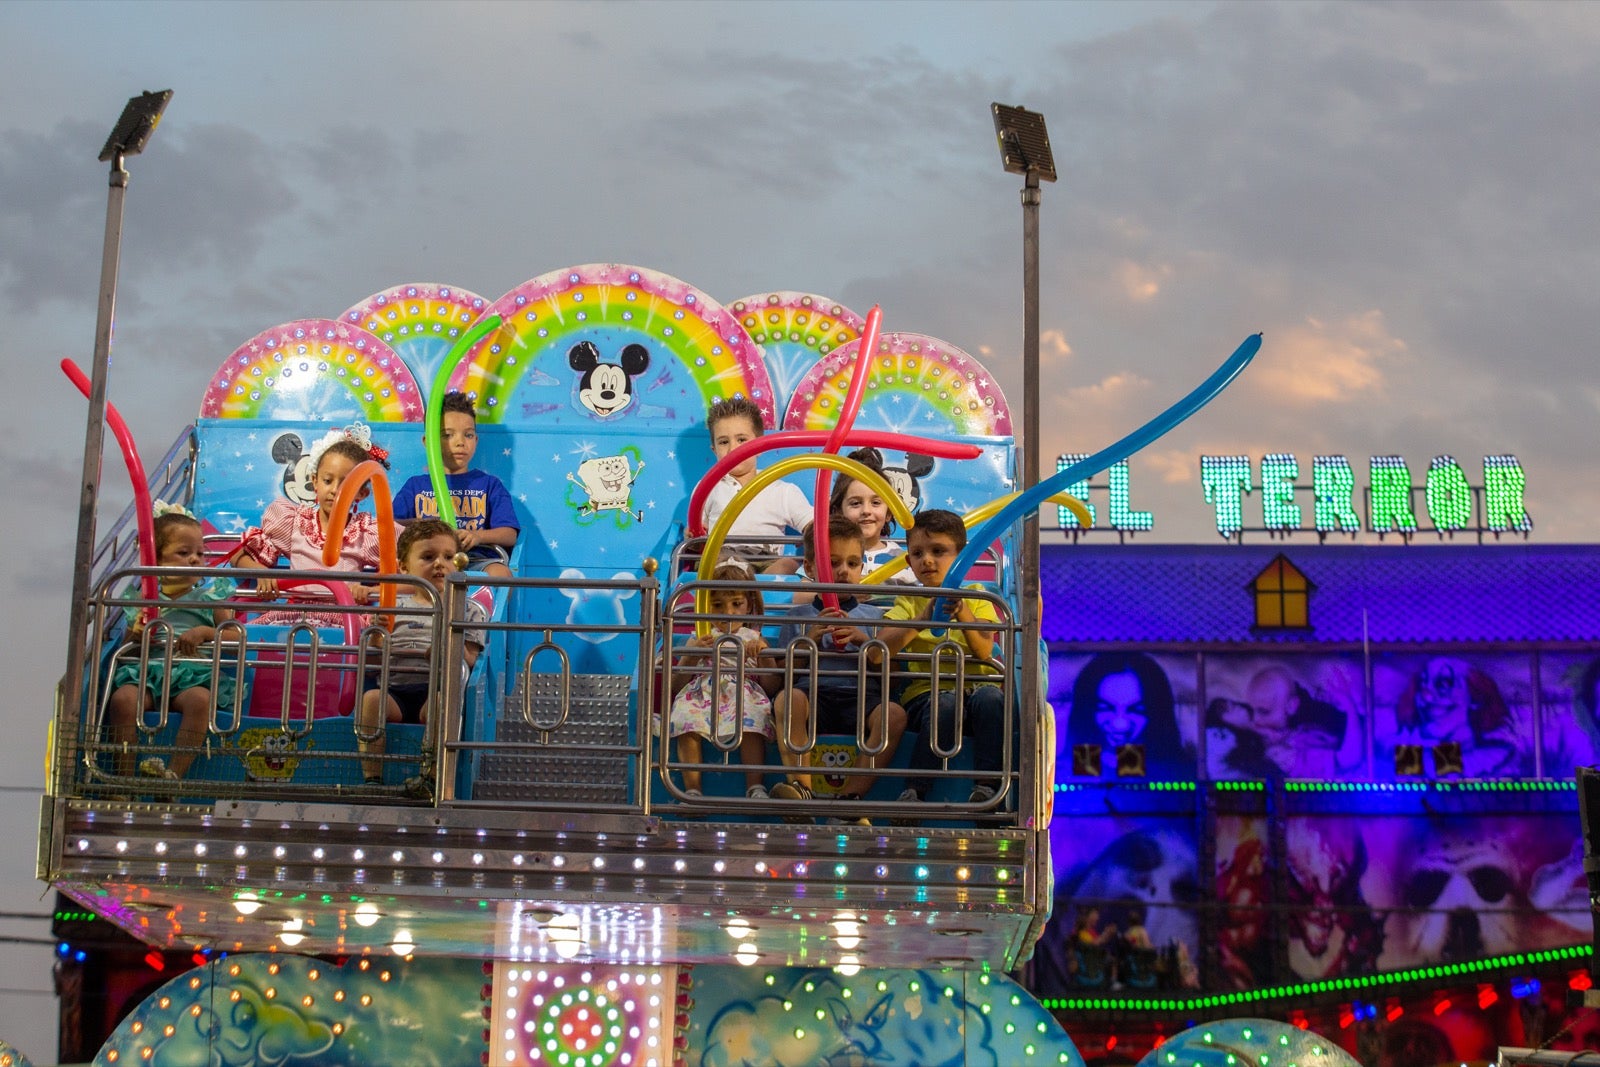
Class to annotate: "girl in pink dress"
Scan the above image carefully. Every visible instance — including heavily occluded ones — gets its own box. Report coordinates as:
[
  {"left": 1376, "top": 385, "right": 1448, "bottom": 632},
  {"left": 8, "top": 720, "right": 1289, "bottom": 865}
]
[{"left": 235, "top": 425, "right": 389, "bottom": 626}]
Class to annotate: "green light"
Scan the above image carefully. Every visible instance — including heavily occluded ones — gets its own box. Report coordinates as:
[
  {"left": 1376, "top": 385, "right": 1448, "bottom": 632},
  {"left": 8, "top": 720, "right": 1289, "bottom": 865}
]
[
  {"left": 1108, "top": 460, "right": 1153, "bottom": 530},
  {"left": 1425, "top": 456, "right": 1472, "bottom": 530},
  {"left": 1312, "top": 455, "right": 1362, "bottom": 533},
  {"left": 1484, "top": 455, "right": 1532, "bottom": 531},
  {"left": 1261, "top": 454, "right": 1300, "bottom": 529},
  {"left": 1369, "top": 455, "right": 1418, "bottom": 532},
  {"left": 1055, "top": 454, "right": 1096, "bottom": 529},
  {"left": 1202, "top": 455, "right": 1252, "bottom": 538},
  {"left": 834, "top": 864, "right": 848, "bottom": 878}
]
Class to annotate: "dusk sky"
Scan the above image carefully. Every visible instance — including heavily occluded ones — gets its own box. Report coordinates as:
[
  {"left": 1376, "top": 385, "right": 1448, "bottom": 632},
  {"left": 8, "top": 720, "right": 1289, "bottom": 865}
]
[{"left": 3, "top": 1, "right": 1598, "bottom": 1055}]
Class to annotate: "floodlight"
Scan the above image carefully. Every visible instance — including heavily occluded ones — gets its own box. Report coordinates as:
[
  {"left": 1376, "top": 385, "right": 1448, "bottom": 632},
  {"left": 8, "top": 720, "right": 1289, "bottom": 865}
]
[
  {"left": 991, "top": 103, "right": 1057, "bottom": 182},
  {"left": 98, "top": 90, "right": 173, "bottom": 162}
]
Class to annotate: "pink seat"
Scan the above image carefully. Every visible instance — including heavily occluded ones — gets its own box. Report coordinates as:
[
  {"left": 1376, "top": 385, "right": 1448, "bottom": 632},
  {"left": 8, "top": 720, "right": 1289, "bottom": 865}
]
[{"left": 245, "top": 626, "right": 355, "bottom": 721}]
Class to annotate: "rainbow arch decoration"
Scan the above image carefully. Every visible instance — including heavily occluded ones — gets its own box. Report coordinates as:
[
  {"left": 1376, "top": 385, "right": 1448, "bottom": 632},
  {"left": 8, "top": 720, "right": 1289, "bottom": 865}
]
[
  {"left": 341, "top": 282, "right": 492, "bottom": 387},
  {"left": 200, "top": 318, "right": 424, "bottom": 422},
  {"left": 727, "top": 291, "right": 865, "bottom": 417},
  {"left": 781, "top": 330, "right": 1012, "bottom": 438},
  {"left": 448, "top": 264, "right": 773, "bottom": 427}
]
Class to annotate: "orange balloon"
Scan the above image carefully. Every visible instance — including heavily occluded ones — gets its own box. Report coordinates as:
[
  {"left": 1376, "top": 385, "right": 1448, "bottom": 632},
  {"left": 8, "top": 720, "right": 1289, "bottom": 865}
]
[{"left": 320, "top": 459, "right": 399, "bottom": 612}]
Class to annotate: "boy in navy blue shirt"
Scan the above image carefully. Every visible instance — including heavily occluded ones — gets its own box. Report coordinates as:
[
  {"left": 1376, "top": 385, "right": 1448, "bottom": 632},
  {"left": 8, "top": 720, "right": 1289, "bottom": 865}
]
[{"left": 393, "top": 392, "right": 520, "bottom": 578}]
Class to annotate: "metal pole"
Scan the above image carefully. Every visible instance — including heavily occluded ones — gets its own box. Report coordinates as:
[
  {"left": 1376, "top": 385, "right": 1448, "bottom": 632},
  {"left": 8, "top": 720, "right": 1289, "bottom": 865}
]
[
  {"left": 1020, "top": 172, "right": 1042, "bottom": 823},
  {"left": 56, "top": 153, "right": 129, "bottom": 794}
]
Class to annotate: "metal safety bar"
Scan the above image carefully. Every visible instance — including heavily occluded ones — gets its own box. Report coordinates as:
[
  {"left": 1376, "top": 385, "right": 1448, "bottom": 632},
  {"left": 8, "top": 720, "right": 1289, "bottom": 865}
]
[
  {"left": 434, "top": 570, "right": 657, "bottom": 813},
  {"left": 659, "top": 574, "right": 1028, "bottom": 825},
  {"left": 68, "top": 564, "right": 442, "bottom": 802}
]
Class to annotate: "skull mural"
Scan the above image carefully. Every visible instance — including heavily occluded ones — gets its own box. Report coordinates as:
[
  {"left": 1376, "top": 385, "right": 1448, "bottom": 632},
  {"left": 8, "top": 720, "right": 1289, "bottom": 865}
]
[{"left": 1284, "top": 821, "right": 1384, "bottom": 978}]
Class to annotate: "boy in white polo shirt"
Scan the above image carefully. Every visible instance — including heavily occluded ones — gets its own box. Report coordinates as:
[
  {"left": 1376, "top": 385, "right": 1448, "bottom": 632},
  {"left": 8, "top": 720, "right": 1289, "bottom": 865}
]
[{"left": 699, "top": 396, "right": 811, "bottom": 574}]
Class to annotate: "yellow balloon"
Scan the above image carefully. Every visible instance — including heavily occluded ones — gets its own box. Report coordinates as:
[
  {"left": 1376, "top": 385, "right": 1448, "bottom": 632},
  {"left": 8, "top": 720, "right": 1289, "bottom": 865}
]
[
  {"left": 860, "top": 491, "right": 1092, "bottom": 585},
  {"left": 695, "top": 455, "right": 910, "bottom": 634}
]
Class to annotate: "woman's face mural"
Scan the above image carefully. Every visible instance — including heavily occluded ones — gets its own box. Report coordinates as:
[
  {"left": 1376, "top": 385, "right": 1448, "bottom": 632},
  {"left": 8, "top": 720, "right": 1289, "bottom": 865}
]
[{"left": 1094, "top": 670, "right": 1148, "bottom": 747}]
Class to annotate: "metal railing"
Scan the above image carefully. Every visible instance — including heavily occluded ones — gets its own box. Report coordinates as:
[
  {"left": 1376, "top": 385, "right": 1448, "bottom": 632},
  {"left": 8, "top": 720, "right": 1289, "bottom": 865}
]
[
  {"left": 53, "top": 426, "right": 197, "bottom": 796},
  {"left": 69, "top": 564, "right": 444, "bottom": 801},
  {"left": 58, "top": 539, "right": 1037, "bottom": 829},
  {"left": 657, "top": 571, "right": 1028, "bottom": 825},
  {"left": 435, "top": 570, "right": 658, "bottom": 813}
]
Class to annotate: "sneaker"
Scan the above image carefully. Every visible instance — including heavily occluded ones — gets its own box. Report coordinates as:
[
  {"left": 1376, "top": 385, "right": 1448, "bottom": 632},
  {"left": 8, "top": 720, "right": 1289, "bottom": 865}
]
[
  {"left": 746, "top": 784, "right": 769, "bottom": 800},
  {"left": 769, "top": 780, "right": 813, "bottom": 823},
  {"left": 402, "top": 774, "right": 434, "bottom": 800},
  {"left": 138, "top": 757, "right": 178, "bottom": 781},
  {"left": 363, "top": 775, "right": 383, "bottom": 786},
  {"left": 969, "top": 784, "right": 997, "bottom": 805},
  {"left": 683, "top": 787, "right": 703, "bottom": 799}
]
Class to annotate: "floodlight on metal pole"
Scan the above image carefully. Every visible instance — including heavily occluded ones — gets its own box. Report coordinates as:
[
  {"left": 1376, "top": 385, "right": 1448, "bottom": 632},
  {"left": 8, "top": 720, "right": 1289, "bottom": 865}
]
[
  {"left": 56, "top": 90, "right": 172, "bottom": 796},
  {"left": 990, "top": 103, "right": 1055, "bottom": 828}
]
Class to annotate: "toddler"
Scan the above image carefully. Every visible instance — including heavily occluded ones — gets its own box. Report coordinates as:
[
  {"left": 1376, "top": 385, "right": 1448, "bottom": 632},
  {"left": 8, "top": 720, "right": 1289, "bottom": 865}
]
[
  {"left": 393, "top": 391, "right": 519, "bottom": 579},
  {"left": 235, "top": 424, "right": 387, "bottom": 624},
  {"left": 662, "top": 562, "right": 775, "bottom": 799},
  {"left": 771, "top": 516, "right": 908, "bottom": 823},
  {"left": 700, "top": 396, "right": 810, "bottom": 573},
  {"left": 106, "top": 506, "right": 238, "bottom": 781},
  {"left": 357, "top": 519, "right": 486, "bottom": 787}
]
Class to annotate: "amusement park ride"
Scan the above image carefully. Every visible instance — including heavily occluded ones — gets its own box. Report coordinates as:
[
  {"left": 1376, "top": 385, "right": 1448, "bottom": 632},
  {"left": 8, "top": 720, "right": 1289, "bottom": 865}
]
[{"left": 38, "top": 90, "right": 1580, "bottom": 1067}]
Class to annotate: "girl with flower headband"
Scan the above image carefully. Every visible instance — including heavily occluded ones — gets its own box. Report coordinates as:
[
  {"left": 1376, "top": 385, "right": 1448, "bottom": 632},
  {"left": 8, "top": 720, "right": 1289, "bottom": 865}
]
[
  {"left": 107, "top": 503, "right": 239, "bottom": 782},
  {"left": 233, "top": 424, "right": 389, "bottom": 625}
]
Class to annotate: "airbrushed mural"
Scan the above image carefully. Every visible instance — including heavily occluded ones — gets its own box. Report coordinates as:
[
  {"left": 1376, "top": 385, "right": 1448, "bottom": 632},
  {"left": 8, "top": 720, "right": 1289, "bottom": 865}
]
[
  {"left": 191, "top": 268, "right": 1016, "bottom": 685},
  {"left": 92, "top": 955, "right": 1084, "bottom": 1067}
]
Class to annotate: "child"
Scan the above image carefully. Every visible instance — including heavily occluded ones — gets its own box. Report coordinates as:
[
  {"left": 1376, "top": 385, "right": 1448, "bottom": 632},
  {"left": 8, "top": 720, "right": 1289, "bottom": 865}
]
[
  {"left": 393, "top": 391, "right": 520, "bottom": 579},
  {"left": 828, "top": 447, "right": 915, "bottom": 584},
  {"left": 874, "top": 509, "right": 1012, "bottom": 808},
  {"left": 106, "top": 506, "right": 238, "bottom": 781},
  {"left": 234, "top": 424, "right": 387, "bottom": 625},
  {"left": 661, "top": 562, "right": 775, "bottom": 800},
  {"left": 700, "top": 396, "right": 811, "bottom": 574},
  {"left": 356, "top": 519, "right": 487, "bottom": 787},
  {"left": 770, "top": 516, "right": 907, "bottom": 821}
]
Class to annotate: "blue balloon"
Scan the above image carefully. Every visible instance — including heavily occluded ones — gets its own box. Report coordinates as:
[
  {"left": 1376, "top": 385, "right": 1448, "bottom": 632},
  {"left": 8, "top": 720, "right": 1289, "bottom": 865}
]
[{"left": 940, "top": 332, "right": 1262, "bottom": 606}]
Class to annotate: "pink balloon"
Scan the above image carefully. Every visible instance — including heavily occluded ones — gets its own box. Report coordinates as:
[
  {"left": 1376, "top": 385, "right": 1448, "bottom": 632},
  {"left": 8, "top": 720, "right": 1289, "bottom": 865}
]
[
  {"left": 811, "top": 306, "right": 883, "bottom": 605},
  {"left": 62, "top": 359, "right": 158, "bottom": 615}
]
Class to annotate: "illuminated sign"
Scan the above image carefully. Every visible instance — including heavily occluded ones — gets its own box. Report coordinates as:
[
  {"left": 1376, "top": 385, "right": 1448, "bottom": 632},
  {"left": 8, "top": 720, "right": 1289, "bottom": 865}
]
[{"left": 1055, "top": 453, "right": 1531, "bottom": 540}]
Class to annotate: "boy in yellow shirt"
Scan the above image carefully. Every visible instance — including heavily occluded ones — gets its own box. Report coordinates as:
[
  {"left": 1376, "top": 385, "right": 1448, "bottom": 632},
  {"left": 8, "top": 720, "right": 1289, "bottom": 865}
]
[{"left": 874, "top": 509, "right": 1012, "bottom": 807}]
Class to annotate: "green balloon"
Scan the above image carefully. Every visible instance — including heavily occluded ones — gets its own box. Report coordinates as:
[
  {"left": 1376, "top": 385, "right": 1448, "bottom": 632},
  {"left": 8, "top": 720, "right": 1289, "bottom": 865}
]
[{"left": 424, "top": 315, "right": 503, "bottom": 528}]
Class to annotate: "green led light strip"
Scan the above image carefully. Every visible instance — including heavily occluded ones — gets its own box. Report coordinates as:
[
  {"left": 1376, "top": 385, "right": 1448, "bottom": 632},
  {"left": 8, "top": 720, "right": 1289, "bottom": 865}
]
[
  {"left": 1040, "top": 946, "right": 1592, "bottom": 1013},
  {"left": 1055, "top": 781, "right": 1196, "bottom": 792},
  {"left": 1283, "top": 780, "right": 1575, "bottom": 793}
]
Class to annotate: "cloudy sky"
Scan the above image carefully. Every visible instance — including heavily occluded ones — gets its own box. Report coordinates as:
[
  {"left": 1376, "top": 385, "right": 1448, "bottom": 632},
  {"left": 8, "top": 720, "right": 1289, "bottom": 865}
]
[{"left": 3, "top": 0, "right": 1598, "bottom": 1053}]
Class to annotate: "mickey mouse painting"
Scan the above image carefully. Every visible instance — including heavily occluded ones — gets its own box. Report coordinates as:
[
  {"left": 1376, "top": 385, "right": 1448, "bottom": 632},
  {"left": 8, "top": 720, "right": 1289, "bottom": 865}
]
[
  {"left": 270, "top": 432, "right": 318, "bottom": 505},
  {"left": 569, "top": 340, "right": 650, "bottom": 417}
]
